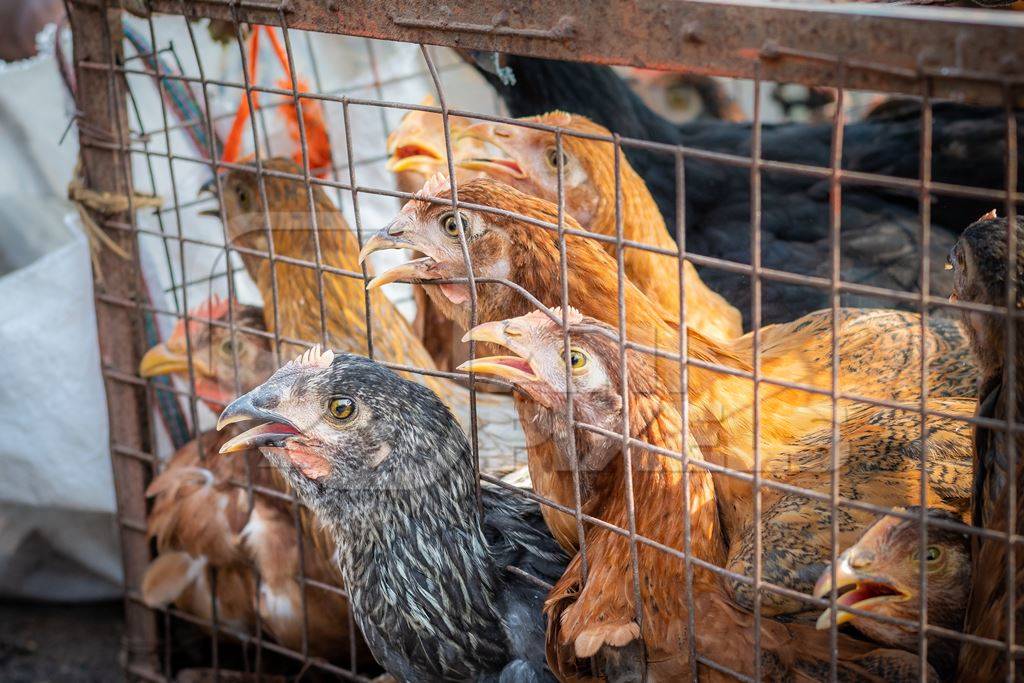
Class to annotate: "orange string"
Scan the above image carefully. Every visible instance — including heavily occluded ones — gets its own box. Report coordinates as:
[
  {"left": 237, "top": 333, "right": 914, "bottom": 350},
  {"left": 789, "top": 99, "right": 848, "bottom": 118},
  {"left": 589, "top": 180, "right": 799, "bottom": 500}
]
[
  {"left": 220, "top": 25, "right": 333, "bottom": 174},
  {"left": 221, "top": 28, "right": 261, "bottom": 163},
  {"left": 262, "top": 26, "right": 292, "bottom": 82}
]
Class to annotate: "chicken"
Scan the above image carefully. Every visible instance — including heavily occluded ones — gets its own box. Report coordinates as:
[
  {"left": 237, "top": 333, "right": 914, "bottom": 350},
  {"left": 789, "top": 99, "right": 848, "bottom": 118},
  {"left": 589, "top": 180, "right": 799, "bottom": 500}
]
[
  {"left": 951, "top": 214, "right": 1024, "bottom": 680},
  {"left": 385, "top": 97, "right": 490, "bottom": 371},
  {"left": 138, "top": 298, "right": 368, "bottom": 661},
  {"left": 216, "top": 347, "right": 567, "bottom": 682},
  {"left": 457, "top": 111, "right": 742, "bottom": 339},
  {"left": 464, "top": 53, "right": 1023, "bottom": 325},
  {"left": 460, "top": 308, "right": 932, "bottom": 681},
  {"left": 138, "top": 295, "right": 272, "bottom": 410},
  {"left": 812, "top": 507, "right": 970, "bottom": 680},
  {"left": 358, "top": 176, "right": 976, "bottom": 568},
  {"left": 385, "top": 95, "right": 486, "bottom": 195},
  {"left": 205, "top": 158, "right": 526, "bottom": 473}
]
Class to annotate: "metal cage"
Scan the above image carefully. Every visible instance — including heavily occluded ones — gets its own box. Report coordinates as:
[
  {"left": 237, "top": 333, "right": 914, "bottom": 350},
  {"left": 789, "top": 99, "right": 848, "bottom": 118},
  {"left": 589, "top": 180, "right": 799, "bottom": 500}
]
[{"left": 64, "top": 0, "right": 1022, "bottom": 680}]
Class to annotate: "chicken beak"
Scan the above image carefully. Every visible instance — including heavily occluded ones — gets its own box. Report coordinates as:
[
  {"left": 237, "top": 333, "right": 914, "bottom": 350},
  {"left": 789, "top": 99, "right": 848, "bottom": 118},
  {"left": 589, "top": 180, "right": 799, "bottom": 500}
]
[
  {"left": 198, "top": 176, "right": 222, "bottom": 217},
  {"left": 365, "top": 256, "right": 437, "bottom": 291},
  {"left": 813, "top": 553, "right": 907, "bottom": 630},
  {"left": 139, "top": 343, "right": 190, "bottom": 378},
  {"left": 457, "top": 157, "right": 527, "bottom": 179},
  {"left": 386, "top": 139, "right": 445, "bottom": 174},
  {"left": 357, "top": 219, "right": 417, "bottom": 266},
  {"left": 458, "top": 320, "right": 543, "bottom": 385},
  {"left": 455, "top": 123, "right": 526, "bottom": 179},
  {"left": 813, "top": 559, "right": 861, "bottom": 629},
  {"left": 217, "top": 387, "right": 301, "bottom": 454}
]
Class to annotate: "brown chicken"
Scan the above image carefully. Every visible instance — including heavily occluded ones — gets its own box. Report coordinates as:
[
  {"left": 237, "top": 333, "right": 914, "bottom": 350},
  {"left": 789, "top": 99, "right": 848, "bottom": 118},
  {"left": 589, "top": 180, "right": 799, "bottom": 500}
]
[
  {"left": 138, "top": 295, "right": 273, "bottom": 410},
  {"left": 385, "top": 96, "right": 490, "bottom": 371},
  {"left": 456, "top": 111, "right": 743, "bottom": 340},
  {"left": 358, "top": 176, "right": 976, "bottom": 580},
  {"left": 461, "top": 308, "right": 931, "bottom": 681},
  {"left": 385, "top": 94, "right": 486, "bottom": 195},
  {"left": 139, "top": 297, "right": 368, "bottom": 661},
  {"left": 206, "top": 158, "right": 526, "bottom": 473},
  {"left": 813, "top": 507, "right": 970, "bottom": 680},
  {"left": 952, "top": 213, "right": 1024, "bottom": 680}
]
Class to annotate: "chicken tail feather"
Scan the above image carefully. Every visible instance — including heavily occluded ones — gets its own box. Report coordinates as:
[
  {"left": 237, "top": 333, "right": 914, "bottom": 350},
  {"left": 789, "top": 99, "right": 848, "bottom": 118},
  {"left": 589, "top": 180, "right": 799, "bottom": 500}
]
[
  {"left": 573, "top": 621, "right": 641, "bottom": 658},
  {"left": 142, "top": 551, "right": 207, "bottom": 607}
]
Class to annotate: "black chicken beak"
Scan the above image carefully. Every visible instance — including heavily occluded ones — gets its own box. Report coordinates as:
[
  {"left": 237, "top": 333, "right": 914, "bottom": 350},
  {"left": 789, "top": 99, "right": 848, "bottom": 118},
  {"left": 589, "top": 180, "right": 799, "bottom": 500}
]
[
  {"left": 198, "top": 176, "right": 222, "bottom": 217},
  {"left": 217, "top": 385, "right": 301, "bottom": 453}
]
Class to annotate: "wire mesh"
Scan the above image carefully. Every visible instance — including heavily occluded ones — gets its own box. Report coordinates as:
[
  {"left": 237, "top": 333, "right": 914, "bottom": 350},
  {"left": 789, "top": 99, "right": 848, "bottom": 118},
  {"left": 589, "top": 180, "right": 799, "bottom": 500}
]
[{"left": 64, "top": 1, "right": 1024, "bottom": 681}]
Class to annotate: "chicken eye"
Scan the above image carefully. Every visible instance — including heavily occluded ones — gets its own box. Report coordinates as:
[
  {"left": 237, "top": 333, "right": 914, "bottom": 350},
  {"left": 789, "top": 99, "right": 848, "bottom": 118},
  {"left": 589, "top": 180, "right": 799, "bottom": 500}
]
[
  {"left": 236, "top": 186, "right": 250, "bottom": 208},
  {"left": 569, "top": 348, "right": 588, "bottom": 372},
  {"left": 441, "top": 211, "right": 470, "bottom": 239},
  {"left": 219, "top": 338, "right": 238, "bottom": 358},
  {"left": 545, "top": 147, "right": 568, "bottom": 169},
  {"left": 328, "top": 397, "right": 356, "bottom": 421},
  {"left": 926, "top": 546, "right": 941, "bottom": 562}
]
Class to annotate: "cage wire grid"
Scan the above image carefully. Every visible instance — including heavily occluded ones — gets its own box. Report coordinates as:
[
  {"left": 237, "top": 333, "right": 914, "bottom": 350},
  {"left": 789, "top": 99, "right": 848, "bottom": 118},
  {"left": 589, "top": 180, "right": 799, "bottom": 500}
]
[{"left": 64, "top": 0, "right": 1023, "bottom": 680}]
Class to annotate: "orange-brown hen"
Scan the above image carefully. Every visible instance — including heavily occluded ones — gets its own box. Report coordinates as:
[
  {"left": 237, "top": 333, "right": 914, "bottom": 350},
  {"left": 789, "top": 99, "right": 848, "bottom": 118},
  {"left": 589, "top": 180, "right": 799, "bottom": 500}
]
[
  {"left": 457, "top": 110, "right": 742, "bottom": 340},
  {"left": 462, "top": 308, "right": 932, "bottom": 681},
  {"left": 208, "top": 158, "right": 526, "bottom": 473},
  {"left": 359, "top": 177, "right": 976, "bottom": 610}
]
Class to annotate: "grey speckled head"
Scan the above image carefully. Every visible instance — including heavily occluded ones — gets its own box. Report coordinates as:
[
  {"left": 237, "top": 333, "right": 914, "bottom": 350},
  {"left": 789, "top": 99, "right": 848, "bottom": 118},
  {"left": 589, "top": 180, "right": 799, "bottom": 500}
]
[{"left": 217, "top": 348, "right": 474, "bottom": 506}]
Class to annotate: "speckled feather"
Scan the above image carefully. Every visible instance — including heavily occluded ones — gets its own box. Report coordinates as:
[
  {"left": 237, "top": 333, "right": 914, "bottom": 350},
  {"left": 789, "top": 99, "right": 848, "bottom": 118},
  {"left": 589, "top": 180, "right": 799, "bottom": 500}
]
[{"left": 242, "top": 353, "right": 567, "bottom": 682}]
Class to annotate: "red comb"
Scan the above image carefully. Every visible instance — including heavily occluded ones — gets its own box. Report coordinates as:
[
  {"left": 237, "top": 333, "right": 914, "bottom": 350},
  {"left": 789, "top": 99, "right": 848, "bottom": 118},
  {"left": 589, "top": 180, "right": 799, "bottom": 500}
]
[{"left": 167, "top": 294, "right": 232, "bottom": 343}]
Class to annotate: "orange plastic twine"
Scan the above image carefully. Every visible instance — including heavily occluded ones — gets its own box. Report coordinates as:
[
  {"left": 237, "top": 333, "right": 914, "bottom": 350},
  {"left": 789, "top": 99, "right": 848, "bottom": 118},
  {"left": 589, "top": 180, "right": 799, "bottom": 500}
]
[{"left": 220, "top": 27, "right": 332, "bottom": 176}]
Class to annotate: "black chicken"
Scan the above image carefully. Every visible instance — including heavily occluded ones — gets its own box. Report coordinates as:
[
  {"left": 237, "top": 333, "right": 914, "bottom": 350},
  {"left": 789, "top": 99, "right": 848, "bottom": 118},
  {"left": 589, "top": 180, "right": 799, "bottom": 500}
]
[
  {"left": 466, "top": 52, "right": 1024, "bottom": 325},
  {"left": 951, "top": 214, "right": 1024, "bottom": 680},
  {"left": 216, "top": 347, "right": 567, "bottom": 682}
]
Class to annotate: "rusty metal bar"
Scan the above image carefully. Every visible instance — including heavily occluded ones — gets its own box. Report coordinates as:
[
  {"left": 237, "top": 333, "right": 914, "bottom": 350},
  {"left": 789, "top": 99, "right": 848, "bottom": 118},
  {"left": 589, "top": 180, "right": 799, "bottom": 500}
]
[
  {"left": 67, "top": 0, "right": 159, "bottom": 675},
  {"left": 131, "top": 0, "right": 1024, "bottom": 105}
]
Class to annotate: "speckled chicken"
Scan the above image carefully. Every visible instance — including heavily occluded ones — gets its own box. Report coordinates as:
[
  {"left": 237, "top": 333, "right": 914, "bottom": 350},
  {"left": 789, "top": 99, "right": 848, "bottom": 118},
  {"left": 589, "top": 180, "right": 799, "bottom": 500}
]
[
  {"left": 461, "top": 308, "right": 932, "bottom": 681},
  {"left": 206, "top": 158, "right": 526, "bottom": 473},
  {"left": 138, "top": 297, "right": 368, "bottom": 661},
  {"left": 813, "top": 507, "right": 970, "bottom": 680},
  {"left": 457, "top": 111, "right": 742, "bottom": 340},
  {"left": 952, "top": 214, "right": 1024, "bottom": 681},
  {"left": 216, "top": 347, "right": 567, "bottom": 682},
  {"left": 358, "top": 176, "right": 977, "bottom": 585}
]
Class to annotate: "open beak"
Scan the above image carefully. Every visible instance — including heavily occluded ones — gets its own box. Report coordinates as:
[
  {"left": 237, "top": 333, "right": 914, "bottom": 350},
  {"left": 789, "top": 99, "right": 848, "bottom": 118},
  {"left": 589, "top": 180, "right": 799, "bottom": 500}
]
[
  {"left": 387, "top": 139, "right": 445, "bottom": 174},
  {"left": 365, "top": 256, "right": 438, "bottom": 291},
  {"left": 458, "top": 319, "right": 546, "bottom": 385},
  {"left": 198, "top": 176, "right": 221, "bottom": 217},
  {"left": 455, "top": 122, "right": 526, "bottom": 179},
  {"left": 359, "top": 219, "right": 442, "bottom": 290},
  {"left": 357, "top": 220, "right": 417, "bottom": 266},
  {"left": 216, "top": 389, "right": 301, "bottom": 454},
  {"left": 139, "top": 343, "right": 192, "bottom": 378},
  {"left": 813, "top": 557, "right": 907, "bottom": 630}
]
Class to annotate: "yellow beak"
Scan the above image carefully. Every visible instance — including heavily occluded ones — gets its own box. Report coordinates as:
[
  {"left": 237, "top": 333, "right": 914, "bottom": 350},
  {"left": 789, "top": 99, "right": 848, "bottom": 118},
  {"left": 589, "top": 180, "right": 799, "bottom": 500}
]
[
  {"left": 357, "top": 231, "right": 407, "bottom": 266},
  {"left": 365, "top": 256, "right": 437, "bottom": 291},
  {"left": 457, "top": 320, "right": 540, "bottom": 383},
  {"left": 139, "top": 343, "right": 191, "bottom": 378},
  {"left": 813, "top": 562, "right": 860, "bottom": 629}
]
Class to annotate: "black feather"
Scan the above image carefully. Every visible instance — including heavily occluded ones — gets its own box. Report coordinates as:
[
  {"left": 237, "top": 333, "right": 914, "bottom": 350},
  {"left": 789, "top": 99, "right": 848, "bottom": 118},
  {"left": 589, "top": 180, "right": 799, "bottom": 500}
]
[
  {"left": 245, "top": 353, "right": 566, "bottom": 683},
  {"left": 472, "top": 55, "right": 1024, "bottom": 325}
]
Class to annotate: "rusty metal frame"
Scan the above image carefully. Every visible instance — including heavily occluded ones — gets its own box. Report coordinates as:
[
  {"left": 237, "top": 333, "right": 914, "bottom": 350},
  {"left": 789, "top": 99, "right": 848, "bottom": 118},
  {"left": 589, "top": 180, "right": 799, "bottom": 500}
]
[
  {"left": 110, "top": 0, "right": 1024, "bottom": 105},
  {"left": 66, "top": 0, "right": 1024, "bottom": 681}
]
